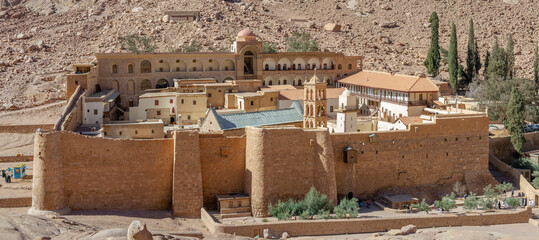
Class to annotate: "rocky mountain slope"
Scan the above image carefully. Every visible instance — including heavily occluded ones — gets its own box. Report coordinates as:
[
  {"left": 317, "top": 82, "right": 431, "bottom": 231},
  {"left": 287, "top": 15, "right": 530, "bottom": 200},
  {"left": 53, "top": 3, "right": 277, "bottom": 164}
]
[{"left": 0, "top": 0, "right": 537, "bottom": 110}]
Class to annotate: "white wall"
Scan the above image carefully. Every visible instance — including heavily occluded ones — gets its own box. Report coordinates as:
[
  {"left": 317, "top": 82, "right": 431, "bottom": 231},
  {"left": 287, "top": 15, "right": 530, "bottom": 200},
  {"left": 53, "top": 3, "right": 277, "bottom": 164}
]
[
  {"left": 83, "top": 100, "right": 105, "bottom": 125},
  {"left": 129, "top": 96, "right": 177, "bottom": 121}
]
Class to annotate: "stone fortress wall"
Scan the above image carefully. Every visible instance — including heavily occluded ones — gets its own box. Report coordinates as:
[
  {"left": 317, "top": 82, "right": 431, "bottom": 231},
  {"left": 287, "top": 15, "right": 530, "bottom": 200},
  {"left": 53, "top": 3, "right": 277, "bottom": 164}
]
[{"left": 31, "top": 114, "right": 491, "bottom": 218}]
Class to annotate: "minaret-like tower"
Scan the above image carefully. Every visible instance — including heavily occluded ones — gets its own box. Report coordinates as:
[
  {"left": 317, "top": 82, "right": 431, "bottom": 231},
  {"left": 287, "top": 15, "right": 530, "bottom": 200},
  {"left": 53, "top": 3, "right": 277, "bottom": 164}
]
[
  {"left": 303, "top": 72, "right": 327, "bottom": 128},
  {"left": 336, "top": 89, "right": 359, "bottom": 132}
]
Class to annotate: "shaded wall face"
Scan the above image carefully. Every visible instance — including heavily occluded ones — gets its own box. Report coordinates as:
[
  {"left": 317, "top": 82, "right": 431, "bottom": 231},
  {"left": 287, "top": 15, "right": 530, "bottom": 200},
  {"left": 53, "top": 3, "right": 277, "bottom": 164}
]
[
  {"left": 60, "top": 133, "right": 174, "bottom": 210},
  {"left": 332, "top": 116, "right": 490, "bottom": 198},
  {"left": 245, "top": 127, "right": 337, "bottom": 217},
  {"left": 200, "top": 135, "right": 246, "bottom": 209}
]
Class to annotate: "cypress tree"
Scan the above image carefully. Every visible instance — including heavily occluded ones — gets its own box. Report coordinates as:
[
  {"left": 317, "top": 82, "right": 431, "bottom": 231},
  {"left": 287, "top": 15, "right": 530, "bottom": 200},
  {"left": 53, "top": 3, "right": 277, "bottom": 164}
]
[
  {"left": 534, "top": 45, "right": 538, "bottom": 88},
  {"left": 483, "top": 50, "right": 490, "bottom": 80},
  {"left": 474, "top": 40, "right": 482, "bottom": 75},
  {"left": 448, "top": 23, "right": 459, "bottom": 91},
  {"left": 506, "top": 34, "right": 515, "bottom": 79},
  {"left": 505, "top": 87, "right": 526, "bottom": 154},
  {"left": 424, "top": 12, "right": 441, "bottom": 77},
  {"left": 465, "top": 18, "right": 476, "bottom": 84},
  {"left": 487, "top": 37, "right": 508, "bottom": 80}
]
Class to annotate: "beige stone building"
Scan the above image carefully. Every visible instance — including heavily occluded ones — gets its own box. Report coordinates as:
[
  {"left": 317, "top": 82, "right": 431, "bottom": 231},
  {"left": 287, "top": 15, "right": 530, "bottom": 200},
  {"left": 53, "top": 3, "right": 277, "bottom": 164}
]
[
  {"left": 224, "top": 90, "right": 279, "bottom": 112},
  {"left": 337, "top": 71, "right": 439, "bottom": 122},
  {"left": 67, "top": 28, "right": 362, "bottom": 110},
  {"left": 101, "top": 120, "right": 165, "bottom": 139}
]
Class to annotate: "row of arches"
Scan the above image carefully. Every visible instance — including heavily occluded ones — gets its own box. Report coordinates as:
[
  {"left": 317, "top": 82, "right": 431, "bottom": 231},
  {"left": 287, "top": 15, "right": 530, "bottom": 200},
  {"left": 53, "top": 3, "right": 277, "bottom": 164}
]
[
  {"left": 262, "top": 76, "right": 334, "bottom": 86},
  {"left": 262, "top": 57, "right": 336, "bottom": 71},
  {"left": 110, "top": 59, "right": 236, "bottom": 74},
  {"left": 110, "top": 76, "right": 237, "bottom": 94},
  {"left": 306, "top": 88, "right": 326, "bottom": 100}
]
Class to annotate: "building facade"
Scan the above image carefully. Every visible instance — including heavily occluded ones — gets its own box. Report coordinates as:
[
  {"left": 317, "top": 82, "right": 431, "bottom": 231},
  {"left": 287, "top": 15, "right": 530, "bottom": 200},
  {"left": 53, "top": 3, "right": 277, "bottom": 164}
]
[{"left": 67, "top": 28, "right": 363, "bottom": 109}]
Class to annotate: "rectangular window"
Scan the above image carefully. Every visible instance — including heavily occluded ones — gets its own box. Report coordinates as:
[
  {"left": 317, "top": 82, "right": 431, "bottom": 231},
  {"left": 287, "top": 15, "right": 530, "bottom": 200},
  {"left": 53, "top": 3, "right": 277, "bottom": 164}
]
[
  {"left": 330, "top": 106, "right": 334, "bottom": 112},
  {"left": 170, "top": 99, "right": 173, "bottom": 104},
  {"left": 119, "top": 131, "right": 122, "bottom": 135},
  {"left": 193, "top": 100, "right": 196, "bottom": 105},
  {"left": 152, "top": 130, "right": 154, "bottom": 133},
  {"left": 94, "top": 109, "right": 98, "bottom": 115},
  {"left": 188, "top": 115, "right": 191, "bottom": 120},
  {"left": 159, "top": 67, "right": 163, "bottom": 72},
  {"left": 209, "top": 66, "right": 213, "bottom": 71},
  {"left": 181, "top": 99, "right": 184, "bottom": 104},
  {"left": 193, "top": 67, "right": 196, "bottom": 71},
  {"left": 157, "top": 110, "right": 161, "bottom": 115},
  {"left": 208, "top": 93, "right": 212, "bottom": 97},
  {"left": 250, "top": 101, "right": 254, "bottom": 106},
  {"left": 155, "top": 100, "right": 159, "bottom": 106},
  {"left": 176, "top": 67, "right": 180, "bottom": 71},
  {"left": 135, "top": 130, "right": 138, "bottom": 134},
  {"left": 225, "top": 66, "right": 229, "bottom": 71}
]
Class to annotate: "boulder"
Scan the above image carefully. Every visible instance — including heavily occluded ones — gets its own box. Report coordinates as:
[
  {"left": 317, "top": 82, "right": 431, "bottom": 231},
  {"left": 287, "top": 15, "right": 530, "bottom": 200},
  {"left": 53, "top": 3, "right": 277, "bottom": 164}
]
[
  {"left": 127, "top": 221, "right": 152, "bottom": 240},
  {"left": 162, "top": 15, "right": 170, "bottom": 23},
  {"left": 131, "top": 7, "right": 143, "bottom": 13},
  {"left": 324, "top": 23, "right": 341, "bottom": 32},
  {"left": 381, "top": 4, "right": 392, "bottom": 10},
  {"left": 381, "top": 21, "right": 398, "bottom": 28},
  {"left": 281, "top": 232, "right": 290, "bottom": 238},
  {"left": 16, "top": 33, "right": 29, "bottom": 39},
  {"left": 387, "top": 224, "right": 417, "bottom": 236}
]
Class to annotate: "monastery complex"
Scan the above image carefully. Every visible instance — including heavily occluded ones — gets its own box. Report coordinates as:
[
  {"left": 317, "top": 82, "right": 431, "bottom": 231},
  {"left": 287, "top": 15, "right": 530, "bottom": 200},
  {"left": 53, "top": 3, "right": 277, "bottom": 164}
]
[{"left": 28, "top": 28, "right": 519, "bottom": 223}]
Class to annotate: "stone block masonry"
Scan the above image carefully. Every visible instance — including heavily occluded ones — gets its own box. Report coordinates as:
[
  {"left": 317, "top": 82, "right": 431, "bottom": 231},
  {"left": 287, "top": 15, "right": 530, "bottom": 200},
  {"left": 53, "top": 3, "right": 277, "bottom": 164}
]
[{"left": 30, "top": 114, "right": 492, "bottom": 218}]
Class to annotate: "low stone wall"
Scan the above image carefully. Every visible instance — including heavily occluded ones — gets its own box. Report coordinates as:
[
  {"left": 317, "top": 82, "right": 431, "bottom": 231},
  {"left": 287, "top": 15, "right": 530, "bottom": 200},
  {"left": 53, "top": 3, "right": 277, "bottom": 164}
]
[
  {"left": 0, "top": 155, "right": 33, "bottom": 162},
  {"left": 489, "top": 153, "right": 539, "bottom": 207},
  {"left": 0, "top": 124, "right": 54, "bottom": 133},
  {"left": 0, "top": 197, "right": 32, "bottom": 208},
  {"left": 201, "top": 207, "right": 532, "bottom": 237}
]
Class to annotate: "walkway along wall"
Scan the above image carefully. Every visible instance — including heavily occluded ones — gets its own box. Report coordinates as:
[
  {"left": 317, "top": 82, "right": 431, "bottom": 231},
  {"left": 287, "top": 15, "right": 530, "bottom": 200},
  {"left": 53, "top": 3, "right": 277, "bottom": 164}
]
[{"left": 30, "top": 114, "right": 492, "bottom": 217}]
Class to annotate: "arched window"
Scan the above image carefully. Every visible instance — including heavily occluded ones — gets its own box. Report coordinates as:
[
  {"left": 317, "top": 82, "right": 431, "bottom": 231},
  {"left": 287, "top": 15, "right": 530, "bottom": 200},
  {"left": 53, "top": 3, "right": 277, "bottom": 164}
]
[
  {"left": 278, "top": 80, "right": 281, "bottom": 85},
  {"left": 298, "top": 64, "right": 302, "bottom": 70},
  {"left": 297, "top": 79, "right": 302, "bottom": 86},
  {"left": 265, "top": 64, "right": 269, "bottom": 71},
  {"left": 277, "top": 64, "right": 281, "bottom": 70},
  {"left": 141, "top": 60, "right": 151, "bottom": 73},
  {"left": 269, "top": 80, "right": 273, "bottom": 85},
  {"left": 291, "top": 64, "right": 295, "bottom": 70},
  {"left": 283, "top": 64, "right": 287, "bottom": 70},
  {"left": 283, "top": 79, "right": 287, "bottom": 85},
  {"left": 348, "top": 64, "right": 352, "bottom": 70},
  {"left": 141, "top": 79, "right": 152, "bottom": 90},
  {"left": 338, "top": 64, "right": 342, "bottom": 70},
  {"left": 128, "top": 64, "right": 134, "bottom": 73},
  {"left": 323, "top": 63, "right": 327, "bottom": 69},
  {"left": 112, "top": 64, "right": 118, "bottom": 73},
  {"left": 307, "top": 64, "right": 311, "bottom": 70},
  {"left": 156, "top": 79, "right": 169, "bottom": 89}
]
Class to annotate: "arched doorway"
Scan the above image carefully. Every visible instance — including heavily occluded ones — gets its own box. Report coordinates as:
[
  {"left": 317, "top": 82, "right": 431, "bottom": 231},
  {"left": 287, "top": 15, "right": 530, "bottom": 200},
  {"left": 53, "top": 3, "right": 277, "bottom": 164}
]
[{"left": 243, "top": 51, "right": 254, "bottom": 74}]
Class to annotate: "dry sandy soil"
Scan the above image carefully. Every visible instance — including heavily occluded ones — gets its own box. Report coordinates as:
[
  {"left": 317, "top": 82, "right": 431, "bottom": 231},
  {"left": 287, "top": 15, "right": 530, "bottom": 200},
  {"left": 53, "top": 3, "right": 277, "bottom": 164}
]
[{"left": 1, "top": 0, "right": 538, "bottom": 110}]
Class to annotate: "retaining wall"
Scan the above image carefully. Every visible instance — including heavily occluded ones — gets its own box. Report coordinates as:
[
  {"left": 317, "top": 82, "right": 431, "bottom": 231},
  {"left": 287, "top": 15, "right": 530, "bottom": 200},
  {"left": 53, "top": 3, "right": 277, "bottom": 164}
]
[
  {"left": 201, "top": 207, "right": 532, "bottom": 237},
  {"left": 0, "top": 124, "right": 54, "bottom": 133}
]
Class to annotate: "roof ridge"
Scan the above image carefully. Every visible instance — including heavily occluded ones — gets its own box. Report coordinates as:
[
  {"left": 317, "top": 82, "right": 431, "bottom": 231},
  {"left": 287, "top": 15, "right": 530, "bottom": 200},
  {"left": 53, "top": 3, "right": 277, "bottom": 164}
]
[{"left": 406, "top": 75, "right": 422, "bottom": 92}]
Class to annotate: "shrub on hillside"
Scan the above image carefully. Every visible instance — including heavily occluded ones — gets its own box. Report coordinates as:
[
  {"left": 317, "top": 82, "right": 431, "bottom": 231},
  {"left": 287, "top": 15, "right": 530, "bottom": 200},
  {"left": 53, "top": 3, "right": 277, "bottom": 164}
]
[{"left": 334, "top": 198, "right": 359, "bottom": 218}]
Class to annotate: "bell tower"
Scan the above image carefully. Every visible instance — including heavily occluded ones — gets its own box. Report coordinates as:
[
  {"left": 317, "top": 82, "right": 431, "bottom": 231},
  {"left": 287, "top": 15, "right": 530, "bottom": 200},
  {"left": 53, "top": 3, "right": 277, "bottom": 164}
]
[{"left": 303, "top": 72, "right": 327, "bottom": 128}]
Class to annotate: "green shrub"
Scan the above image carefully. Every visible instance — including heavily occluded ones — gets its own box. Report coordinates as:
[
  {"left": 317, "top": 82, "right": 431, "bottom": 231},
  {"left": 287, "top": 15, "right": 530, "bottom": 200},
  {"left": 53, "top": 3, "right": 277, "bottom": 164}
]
[
  {"left": 512, "top": 157, "right": 539, "bottom": 172},
  {"left": 120, "top": 33, "right": 156, "bottom": 53},
  {"left": 411, "top": 198, "right": 431, "bottom": 213},
  {"left": 434, "top": 192, "right": 457, "bottom": 212},
  {"left": 480, "top": 184, "right": 498, "bottom": 209},
  {"left": 532, "top": 171, "right": 539, "bottom": 189},
  {"left": 183, "top": 40, "right": 202, "bottom": 52},
  {"left": 317, "top": 209, "right": 331, "bottom": 219},
  {"left": 495, "top": 182, "right": 514, "bottom": 194},
  {"left": 507, "top": 196, "right": 520, "bottom": 209},
  {"left": 334, "top": 198, "right": 359, "bottom": 218},
  {"left": 463, "top": 192, "right": 479, "bottom": 210},
  {"left": 268, "top": 200, "right": 292, "bottom": 220},
  {"left": 303, "top": 186, "right": 333, "bottom": 218},
  {"left": 262, "top": 218, "right": 268, "bottom": 222},
  {"left": 286, "top": 31, "right": 319, "bottom": 52},
  {"left": 262, "top": 41, "right": 277, "bottom": 53}
]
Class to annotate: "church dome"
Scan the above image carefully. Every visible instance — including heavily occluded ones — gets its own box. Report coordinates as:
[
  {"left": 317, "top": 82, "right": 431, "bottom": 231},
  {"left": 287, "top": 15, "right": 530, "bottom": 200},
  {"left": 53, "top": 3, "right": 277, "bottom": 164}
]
[
  {"left": 341, "top": 89, "right": 352, "bottom": 96},
  {"left": 237, "top": 28, "right": 256, "bottom": 37}
]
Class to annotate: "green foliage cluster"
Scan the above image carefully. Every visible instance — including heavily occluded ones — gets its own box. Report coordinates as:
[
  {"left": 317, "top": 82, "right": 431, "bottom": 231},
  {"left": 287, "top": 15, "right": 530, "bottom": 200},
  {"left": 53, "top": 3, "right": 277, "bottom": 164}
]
[
  {"left": 434, "top": 192, "right": 457, "bottom": 212},
  {"left": 480, "top": 184, "right": 498, "bottom": 209},
  {"left": 334, "top": 198, "right": 359, "bottom": 218},
  {"left": 463, "top": 18, "right": 481, "bottom": 85},
  {"left": 495, "top": 182, "right": 514, "bottom": 193},
  {"left": 262, "top": 41, "right": 277, "bottom": 53},
  {"left": 120, "top": 33, "right": 156, "bottom": 53},
  {"left": 268, "top": 187, "right": 335, "bottom": 220},
  {"left": 512, "top": 158, "right": 539, "bottom": 189},
  {"left": 424, "top": 12, "right": 441, "bottom": 76},
  {"left": 448, "top": 22, "right": 459, "bottom": 91},
  {"left": 534, "top": 46, "right": 539, "bottom": 88},
  {"left": 182, "top": 40, "right": 203, "bottom": 52},
  {"left": 505, "top": 87, "right": 526, "bottom": 154},
  {"left": 411, "top": 199, "right": 430, "bottom": 213},
  {"left": 507, "top": 196, "right": 520, "bottom": 209},
  {"left": 463, "top": 192, "right": 479, "bottom": 210},
  {"left": 286, "top": 32, "right": 319, "bottom": 52}
]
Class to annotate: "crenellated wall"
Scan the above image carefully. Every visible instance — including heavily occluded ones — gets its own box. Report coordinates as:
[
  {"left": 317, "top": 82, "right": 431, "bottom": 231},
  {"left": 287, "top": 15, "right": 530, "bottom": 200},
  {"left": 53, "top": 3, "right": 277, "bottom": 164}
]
[{"left": 31, "top": 114, "right": 491, "bottom": 218}]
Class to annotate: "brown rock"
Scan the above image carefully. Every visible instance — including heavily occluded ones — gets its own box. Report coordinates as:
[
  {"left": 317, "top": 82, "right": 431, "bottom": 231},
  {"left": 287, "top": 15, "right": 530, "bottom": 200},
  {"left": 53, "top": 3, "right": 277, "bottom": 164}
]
[{"left": 127, "top": 220, "right": 152, "bottom": 240}]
